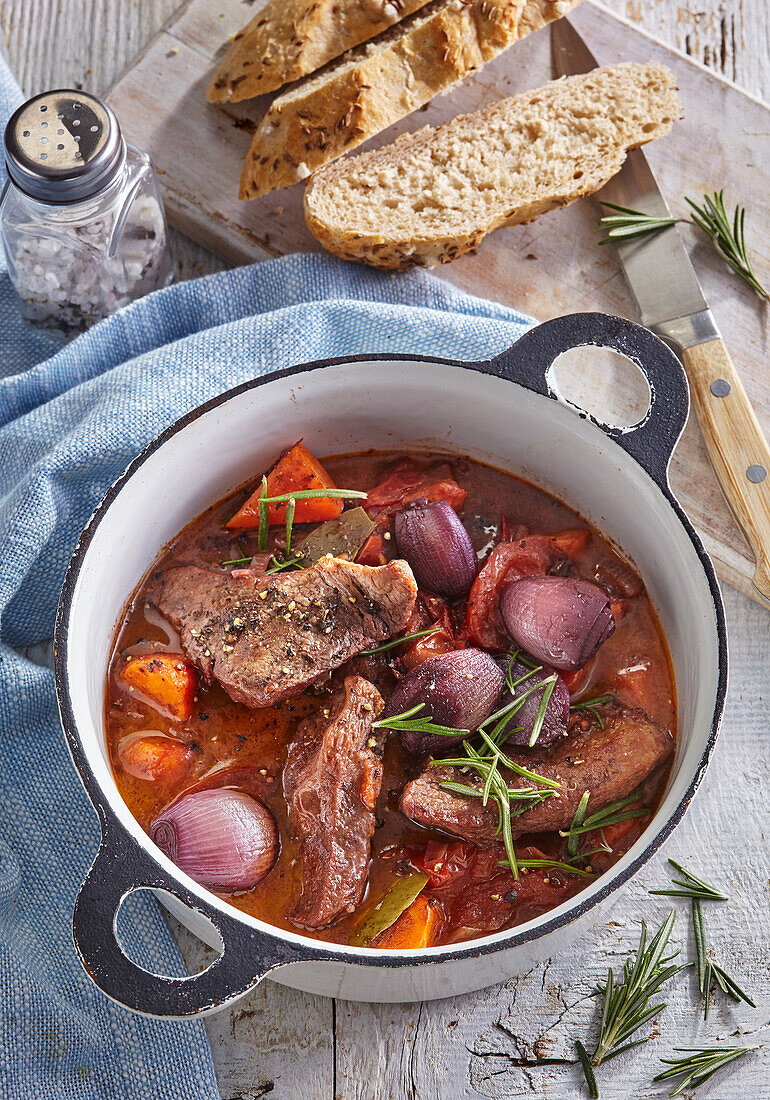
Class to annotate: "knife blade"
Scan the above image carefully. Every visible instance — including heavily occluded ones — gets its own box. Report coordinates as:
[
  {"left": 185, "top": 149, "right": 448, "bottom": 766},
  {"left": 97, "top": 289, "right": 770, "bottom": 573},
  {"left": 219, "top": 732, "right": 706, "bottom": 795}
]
[{"left": 551, "top": 17, "right": 770, "bottom": 604}]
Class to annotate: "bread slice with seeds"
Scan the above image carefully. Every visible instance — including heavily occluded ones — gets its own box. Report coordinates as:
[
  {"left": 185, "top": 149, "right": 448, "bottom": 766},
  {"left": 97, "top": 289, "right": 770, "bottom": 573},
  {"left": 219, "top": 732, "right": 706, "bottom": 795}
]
[
  {"left": 207, "top": 0, "right": 433, "bottom": 102},
  {"left": 303, "top": 63, "right": 680, "bottom": 269},
  {"left": 239, "top": 0, "right": 581, "bottom": 198}
]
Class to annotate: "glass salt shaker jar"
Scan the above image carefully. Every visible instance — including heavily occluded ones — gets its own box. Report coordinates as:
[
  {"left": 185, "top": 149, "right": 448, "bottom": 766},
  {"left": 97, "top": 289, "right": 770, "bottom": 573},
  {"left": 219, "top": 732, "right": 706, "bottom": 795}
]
[{"left": 0, "top": 90, "right": 174, "bottom": 334}]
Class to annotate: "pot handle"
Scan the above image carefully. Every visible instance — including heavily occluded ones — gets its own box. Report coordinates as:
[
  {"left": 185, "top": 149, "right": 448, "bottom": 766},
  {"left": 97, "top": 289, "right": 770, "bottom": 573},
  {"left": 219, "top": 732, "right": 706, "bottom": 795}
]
[
  {"left": 487, "top": 313, "right": 690, "bottom": 489},
  {"left": 73, "top": 815, "right": 320, "bottom": 1018}
]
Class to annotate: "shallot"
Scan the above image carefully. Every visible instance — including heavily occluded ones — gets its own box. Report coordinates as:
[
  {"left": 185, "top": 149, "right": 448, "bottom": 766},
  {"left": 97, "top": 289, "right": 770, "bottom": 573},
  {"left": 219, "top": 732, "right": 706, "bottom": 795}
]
[
  {"left": 384, "top": 648, "right": 504, "bottom": 753},
  {"left": 500, "top": 575, "right": 615, "bottom": 671},
  {"left": 394, "top": 499, "right": 476, "bottom": 600},
  {"left": 150, "top": 788, "right": 278, "bottom": 893}
]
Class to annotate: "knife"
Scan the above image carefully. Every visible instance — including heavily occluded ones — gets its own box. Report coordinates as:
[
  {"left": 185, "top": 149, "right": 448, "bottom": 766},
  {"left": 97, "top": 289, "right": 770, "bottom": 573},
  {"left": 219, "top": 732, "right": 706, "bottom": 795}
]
[{"left": 551, "top": 18, "right": 770, "bottom": 605}]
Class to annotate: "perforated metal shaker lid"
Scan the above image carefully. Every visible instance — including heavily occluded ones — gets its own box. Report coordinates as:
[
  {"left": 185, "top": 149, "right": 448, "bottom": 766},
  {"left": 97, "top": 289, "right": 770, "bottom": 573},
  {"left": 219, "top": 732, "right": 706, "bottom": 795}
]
[{"left": 4, "top": 90, "right": 125, "bottom": 203}]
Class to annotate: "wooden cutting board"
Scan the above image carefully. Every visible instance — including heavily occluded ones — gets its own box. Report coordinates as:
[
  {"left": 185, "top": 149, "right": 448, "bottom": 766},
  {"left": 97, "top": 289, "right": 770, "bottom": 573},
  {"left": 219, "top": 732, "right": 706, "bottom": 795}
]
[{"left": 107, "top": 0, "right": 770, "bottom": 606}]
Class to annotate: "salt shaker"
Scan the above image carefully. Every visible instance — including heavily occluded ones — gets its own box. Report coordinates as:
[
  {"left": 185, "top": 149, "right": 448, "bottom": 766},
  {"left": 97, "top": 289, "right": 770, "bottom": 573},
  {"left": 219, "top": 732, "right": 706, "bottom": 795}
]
[{"left": 0, "top": 90, "right": 174, "bottom": 333}]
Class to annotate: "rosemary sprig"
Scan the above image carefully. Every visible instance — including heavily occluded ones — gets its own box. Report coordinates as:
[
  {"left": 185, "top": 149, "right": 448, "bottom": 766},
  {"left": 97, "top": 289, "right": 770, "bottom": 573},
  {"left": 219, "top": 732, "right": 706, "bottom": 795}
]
[
  {"left": 435, "top": 731, "right": 560, "bottom": 877},
  {"left": 691, "top": 897, "right": 755, "bottom": 1018},
  {"left": 359, "top": 626, "right": 440, "bottom": 656},
  {"left": 649, "top": 858, "right": 728, "bottom": 901},
  {"left": 245, "top": 484, "right": 367, "bottom": 552},
  {"left": 257, "top": 476, "right": 269, "bottom": 552},
  {"left": 598, "top": 201, "right": 680, "bottom": 242},
  {"left": 559, "top": 790, "right": 647, "bottom": 842},
  {"left": 567, "top": 790, "right": 590, "bottom": 858},
  {"left": 570, "top": 693, "right": 615, "bottom": 730},
  {"left": 284, "top": 497, "right": 296, "bottom": 557},
  {"left": 598, "top": 193, "right": 768, "bottom": 300},
  {"left": 575, "top": 1040, "right": 599, "bottom": 1099},
  {"left": 263, "top": 555, "right": 302, "bottom": 575},
  {"left": 687, "top": 191, "right": 768, "bottom": 300},
  {"left": 372, "top": 703, "right": 468, "bottom": 740},
  {"left": 653, "top": 1045, "right": 760, "bottom": 1097},
  {"left": 500, "top": 855, "right": 597, "bottom": 878},
  {"left": 582, "top": 910, "right": 681, "bottom": 1086}
]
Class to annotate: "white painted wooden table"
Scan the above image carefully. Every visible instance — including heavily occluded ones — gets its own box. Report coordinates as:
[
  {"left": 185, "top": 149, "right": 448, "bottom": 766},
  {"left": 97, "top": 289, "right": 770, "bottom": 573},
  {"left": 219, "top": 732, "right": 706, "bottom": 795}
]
[{"left": 6, "top": 3, "right": 769, "bottom": 1097}]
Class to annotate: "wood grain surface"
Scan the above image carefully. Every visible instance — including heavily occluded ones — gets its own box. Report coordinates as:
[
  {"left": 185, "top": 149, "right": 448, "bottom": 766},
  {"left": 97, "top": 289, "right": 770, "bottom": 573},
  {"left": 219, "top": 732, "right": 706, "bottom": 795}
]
[{"left": 3, "top": 2, "right": 768, "bottom": 1098}]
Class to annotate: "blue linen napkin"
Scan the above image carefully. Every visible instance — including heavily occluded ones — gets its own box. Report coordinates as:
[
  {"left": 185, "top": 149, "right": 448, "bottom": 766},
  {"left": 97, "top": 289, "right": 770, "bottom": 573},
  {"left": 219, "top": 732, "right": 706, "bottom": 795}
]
[{"left": 0, "top": 52, "right": 534, "bottom": 1100}]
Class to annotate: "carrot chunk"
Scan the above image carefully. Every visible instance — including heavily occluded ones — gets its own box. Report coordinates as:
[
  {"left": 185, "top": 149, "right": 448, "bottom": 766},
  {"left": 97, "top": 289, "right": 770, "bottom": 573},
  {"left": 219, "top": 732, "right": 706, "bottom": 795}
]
[
  {"left": 120, "top": 653, "right": 197, "bottom": 721},
  {"left": 551, "top": 528, "right": 590, "bottom": 560},
  {"left": 118, "top": 735, "right": 193, "bottom": 782},
  {"left": 227, "top": 442, "right": 344, "bottom": 528},
  {"left": 371, "top": 895, "right": 442, "bottom": 950}
]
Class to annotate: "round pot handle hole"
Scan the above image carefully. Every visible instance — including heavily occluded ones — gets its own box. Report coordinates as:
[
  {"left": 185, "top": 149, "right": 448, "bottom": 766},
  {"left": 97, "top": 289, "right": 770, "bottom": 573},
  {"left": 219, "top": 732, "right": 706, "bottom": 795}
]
[
  {"left": 73, "top": 817, "right": 319, "bottom": 1018},
  {"left": 486, "top": 313, "right": 690, "bottom": 489}
]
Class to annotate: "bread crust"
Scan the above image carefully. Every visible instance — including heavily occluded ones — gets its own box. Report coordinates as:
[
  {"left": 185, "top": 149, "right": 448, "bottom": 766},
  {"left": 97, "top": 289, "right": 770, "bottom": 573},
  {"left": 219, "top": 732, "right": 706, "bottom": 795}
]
[
  {"left": 239, "top": 0, "right": 580, "bottom": 199},
  {"left": 207, "top": 0, "right": 432, "bottom": 102},
  {"left": 303, "top": 63, "right": 681, "bottom": 269}
]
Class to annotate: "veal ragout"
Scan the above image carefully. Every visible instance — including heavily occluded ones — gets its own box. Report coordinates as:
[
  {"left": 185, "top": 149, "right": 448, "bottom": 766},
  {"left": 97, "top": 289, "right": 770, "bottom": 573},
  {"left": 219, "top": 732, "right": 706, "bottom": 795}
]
[{"left": 106, "top": 446, "right": 675, "bottom": 948}]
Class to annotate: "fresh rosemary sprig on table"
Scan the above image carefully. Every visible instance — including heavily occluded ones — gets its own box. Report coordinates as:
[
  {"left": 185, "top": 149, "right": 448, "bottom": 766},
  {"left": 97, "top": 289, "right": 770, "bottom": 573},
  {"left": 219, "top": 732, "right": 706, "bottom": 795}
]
[
  {"left": 692, "top": 896, "right": 755, "bottom": 1018},
  {"left": 360, "top": 626, "right": 440, "bottom": 656},
  {"left": 653, "top": 1045, "right": 760, "bottom": 1097},
  {"left": 575, "top": 910, "right": 682, "bottom": 1096},
  {"left": 687, "top": 191, "right": 768, "bottom": 301},
  {"left": 570, "top": 693, "right": 615, "bottom": 729},
  {"left": 598, "top": 202, "right": 680, "bottom": 242},
  {"left": 598, "top": 192, "right": 768, "bottom": 300},
  {"left": 648, "top": 858, "right": 728, "bottom": 901},
  {"left": 649, "top": 860, "right": 753, "bottom": 1018}
]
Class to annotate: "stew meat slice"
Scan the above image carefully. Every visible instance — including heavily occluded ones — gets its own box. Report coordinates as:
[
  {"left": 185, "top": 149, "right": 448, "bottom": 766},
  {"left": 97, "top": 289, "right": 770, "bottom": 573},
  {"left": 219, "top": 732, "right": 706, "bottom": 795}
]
[
  {"left": 155, "top": 557, "right": 417, "bottom": 708},
  {"left": 283, "top": 676, "right": 386, "bottom": 929},
  {"left": 399, "top": 702, "right": 674, "bottom": 845}
]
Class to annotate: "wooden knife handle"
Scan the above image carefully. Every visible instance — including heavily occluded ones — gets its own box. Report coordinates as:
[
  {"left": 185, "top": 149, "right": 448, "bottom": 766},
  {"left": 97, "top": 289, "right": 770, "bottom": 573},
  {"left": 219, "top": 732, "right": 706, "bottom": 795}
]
[{"left": 682, "top": 337, "right": 770, "bottom": 603}]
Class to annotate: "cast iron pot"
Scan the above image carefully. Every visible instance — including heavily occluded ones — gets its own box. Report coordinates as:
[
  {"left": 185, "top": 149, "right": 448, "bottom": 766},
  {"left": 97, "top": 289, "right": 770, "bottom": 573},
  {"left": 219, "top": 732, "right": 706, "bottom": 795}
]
[{"left": 55, "top": 313, "right": 727, "bottom": 1018}]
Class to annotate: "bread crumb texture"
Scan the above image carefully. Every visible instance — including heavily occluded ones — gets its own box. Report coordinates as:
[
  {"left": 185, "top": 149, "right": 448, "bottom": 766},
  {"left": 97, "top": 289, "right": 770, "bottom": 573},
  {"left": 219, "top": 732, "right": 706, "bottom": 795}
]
[{"left": 304, "top": 62, "right": 680, "bottom": 269}]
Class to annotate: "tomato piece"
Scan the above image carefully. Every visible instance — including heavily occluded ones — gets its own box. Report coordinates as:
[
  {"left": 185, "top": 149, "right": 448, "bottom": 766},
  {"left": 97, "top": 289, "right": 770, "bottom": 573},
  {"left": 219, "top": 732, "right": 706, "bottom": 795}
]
[
  {"left": 550, "top": 528, "right": 590, "bottom": 560},
  {"left": 400, "top": 630, "right": 454, "bottom": 669},
  {"left": 227, "top": 442, "right": 344, "bottom": 528},
  {"left": 561, "top": 659, "right": 599, "bottom": 699},
  {"left": 357, "top": 533, "right": 387, "bottom": 566},
  {"left": 399, "top": 593, "right": 457, "bottom": 668},
  {"left": 371, "top": 894, "right": 442, "bottom": 949},
  {"left": 366, "top": 459, "right": 466, "bottom": 513},
  {"left": 613, "top": 658, "right": 654, "bottom": 709},
  {"left": 118, "top": 735, "right": 193, "bottom": 782},
  {"left": 465, "top": 536, "right": 565, "bottom": 650},
  {"left": 414, "top": 840, "right": 477, "bottom": 889},
  {"left": 120, "top": 653, "right": 197, "bottom": 721}
]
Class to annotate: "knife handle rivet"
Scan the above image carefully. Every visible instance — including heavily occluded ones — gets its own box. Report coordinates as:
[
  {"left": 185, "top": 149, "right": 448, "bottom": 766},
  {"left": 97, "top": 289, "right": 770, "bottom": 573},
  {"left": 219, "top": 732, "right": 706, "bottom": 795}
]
[
  {"left": 710, "top": 379, "right": 731, "bottom": 397},
  {"left": 747, "top": 465, "right": 767, "bottom": 484}
]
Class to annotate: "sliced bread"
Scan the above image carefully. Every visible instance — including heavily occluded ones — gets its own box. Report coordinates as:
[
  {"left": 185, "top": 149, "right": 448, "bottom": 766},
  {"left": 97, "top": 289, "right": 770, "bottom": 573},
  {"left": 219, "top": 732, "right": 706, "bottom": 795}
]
[
  {"left": 239, "top": 0, "right": 581, "bottom": 198},
  {"left": 303, "top": 63, "right": 680, "bottom": 269},
  {"left": 207, "top": 0, "right": 433, "bottom": 102}
]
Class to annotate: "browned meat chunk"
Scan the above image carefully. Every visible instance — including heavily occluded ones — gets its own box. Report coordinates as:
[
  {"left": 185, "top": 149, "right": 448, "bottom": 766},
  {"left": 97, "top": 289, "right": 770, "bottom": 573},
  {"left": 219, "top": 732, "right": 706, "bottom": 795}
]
[
  {"left": 283, "top": 676, "right": 385, "bottom": 929},
  {"left": 154, "top": 557, "right": 416, "bottom": 709},
  {"left": 399, "top": 702, "right": 673, "bottom": 844}
]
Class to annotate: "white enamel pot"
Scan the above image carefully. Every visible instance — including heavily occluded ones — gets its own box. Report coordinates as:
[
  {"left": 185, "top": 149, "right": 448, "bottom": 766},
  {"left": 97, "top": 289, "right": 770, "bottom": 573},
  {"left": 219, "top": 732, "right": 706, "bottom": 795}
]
[{"left": 55, "top": 313, "right": 727, "bottom": 1018}]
